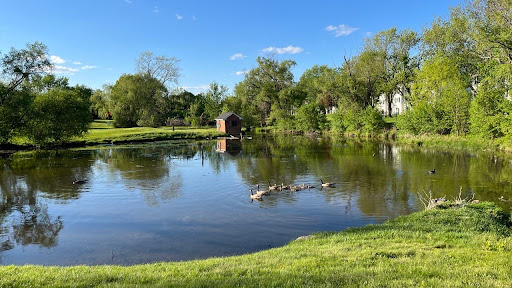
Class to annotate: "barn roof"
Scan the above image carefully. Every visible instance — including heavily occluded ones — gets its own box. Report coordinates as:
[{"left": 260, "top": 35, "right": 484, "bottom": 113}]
[{"left": 215, "top": 112, "right": 243, "bottom": 121}]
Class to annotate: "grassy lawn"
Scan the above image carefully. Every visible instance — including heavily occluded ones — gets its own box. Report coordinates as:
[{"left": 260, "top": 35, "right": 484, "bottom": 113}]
[
  {"left": 1, "top": 202, "right": 511, "bottom": 287},
  {"left": 70, "top": 120, "right": 224, "bottom": 146}
]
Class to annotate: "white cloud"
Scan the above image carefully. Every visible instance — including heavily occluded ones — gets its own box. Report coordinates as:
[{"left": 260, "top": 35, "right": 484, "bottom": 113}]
[
  {"left": 326, "top": 24, "right": 359, "bottom": 37},
  {"left": 176, "top": 14, "right": 183, "bottom": 20},
  {"left": 72, "top": 61, "right": 82, "bottom": 65},
  {"left": 261, "top": 45, "right": 304, "bottom": 54},
  {"left": 52, "top": 65, "right": 79, "bottom": 74},
  {"left": 49, "top": 55, "right": 66, "bottom": 64},
  {"left": 153, "top": 6, "right": 159, "bottom": 13},
  {"left": 230, "top": 53, "right": 246, "bottom": 60},
  {"left": 81, "top": 65, "right": 97, "bottom": 70},
  {"left": 180, "top": 85, "right": 209, "bottom": 94},
  {"left": 235, "top": 71, "right": 247, "bottom": 76}
]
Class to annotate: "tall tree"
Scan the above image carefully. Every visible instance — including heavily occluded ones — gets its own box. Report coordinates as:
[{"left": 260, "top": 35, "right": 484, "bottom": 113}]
[
  {"left": 298, "top": 65, "right": 341, "bottom": 112},
  {"left": 363, "top": 28, "right": 419, "bottom": 116},
  {"left": 0, "top": 42, "right": 52, "bottom": 144},
  {"left": 234, "top": 56, "right": 296, "bottom": 126},
  {"left": 110, "top": 74, "right": 167, "bottom": 128},
  {"left": 135, "top": 51, "right": 181, "bottom": 88},
  {"left": 204, "top": 81, "right": 228, "bottom": 121},
  {"left": 409, "top": 56, "right": 470, "bottom": 136}
]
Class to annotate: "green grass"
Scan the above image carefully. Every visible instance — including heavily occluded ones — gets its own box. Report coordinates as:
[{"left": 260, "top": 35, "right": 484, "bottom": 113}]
[
  {"left": 1, "top": 202, "right": 511, "bottom": 287},
  {"left": 3, "top": 120, "right": 224, "bottom": 149},
  {"left": 69, "top": 120, "right": 224, "bottom": 146}
]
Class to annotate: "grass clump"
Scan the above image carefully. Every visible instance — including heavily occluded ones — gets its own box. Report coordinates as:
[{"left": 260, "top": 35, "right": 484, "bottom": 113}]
[{"left": 1, "top": 202, "right": 511, "bottom": 287}]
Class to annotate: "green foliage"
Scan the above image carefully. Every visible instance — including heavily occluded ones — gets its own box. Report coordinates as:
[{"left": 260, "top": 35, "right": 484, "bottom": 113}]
[
  {"left": 0, "top": 42, "right": 52, "bottom": 144},
  {"left": 299, "top": 65, "right": 342, "bottom": 110},
  {"left": 470, "top": 64, "right": 512, "bottom": 138},
  {"left": 294, "top": 103, "right": 326, "bottom": 132},
  {"left": 360, "top": 106, "right": 385, "bottom": 134},
  {"left": 233, "top": 57, "right": 296, "bottom": 126},
  {"left": 0, "top": 85, "right": 34, "bottom": 143},
  {"left": 185, "top": 93, "right": 206, "bottom": 126},
  {"left": 204, "top": 81, "right": 228, "bottom": 122},
  {"left": 110, "top": 74, "right": 168, "bottom": 128},
  {"left": 26, "top": 89, "right": 91, "bottom": 145},
  {"left": 403, "top": 55, "right": 470, "bottom": 135},
  {"left": 90, "top": 85, "right": 112, "bottom": 119}
]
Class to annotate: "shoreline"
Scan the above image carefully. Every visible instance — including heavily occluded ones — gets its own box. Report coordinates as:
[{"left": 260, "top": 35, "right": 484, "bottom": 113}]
[{"left": 0, "top": 202, "right": 510, "bottom": 287}]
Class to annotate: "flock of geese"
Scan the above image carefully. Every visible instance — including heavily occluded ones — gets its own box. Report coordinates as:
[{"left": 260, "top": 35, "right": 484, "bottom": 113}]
[{"left": 250, "top": 179, "right": 335, "bottom": 201}]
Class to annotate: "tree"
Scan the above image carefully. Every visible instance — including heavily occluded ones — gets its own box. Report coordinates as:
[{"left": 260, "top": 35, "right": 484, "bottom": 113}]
[
  {"left": 362, "top": 28, "right": 419, "bottom": 116},
  {"left": 90, "top": 84, "right": 112, "bottom": 119},
  {"left": 186, "top": 93, "right": 206, "bottom": 126},
  {"left": 168, "top": 89, "right": 197, "bottom": 119},
  {"left": 234, "top": 56, "right": 296, "bottom": 126},
  {"left": 294, "top": 103, "right": 327, "bottom": 132},
  {"left": 421, "top": 7, "right": 478, "bottom": 91},
  {"left": 110, "top": 74, "right": 167, "bottom": 128},
  {"left": 0, "top": 42, "right": 52, "bottom": 144},
  {"left": 204, "top": 82, "right": 228, "bottom": 122},
  {"left": 298, "top": 65, "right": 342, "bottom": 112},
  {"left": 404, "top": 56, "right": 470, "bottom": 135},
  {"left": 135, "top": 51, "right": 180, "bottom": 88},
  {"left": 26, "top": 89, "right": 91, "bottom": 145},
  {"left": 26, "top": 74, "right": 69, "bottom": 94}
]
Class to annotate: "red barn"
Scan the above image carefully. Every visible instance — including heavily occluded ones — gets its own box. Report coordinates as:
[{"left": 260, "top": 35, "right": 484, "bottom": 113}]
[{"left": 215, "top": 112, "right": 243, "bottom": 135}]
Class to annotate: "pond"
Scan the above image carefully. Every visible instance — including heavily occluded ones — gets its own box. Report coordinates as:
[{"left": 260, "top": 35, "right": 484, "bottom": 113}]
[{"left": 1, "top": 135, "right": 511, "bottom": 265}]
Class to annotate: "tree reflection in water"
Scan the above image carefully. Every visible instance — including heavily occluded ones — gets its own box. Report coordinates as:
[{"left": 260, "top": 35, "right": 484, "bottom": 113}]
[{"left": 1, "top": 136, "right": 512, "bottom": 265}]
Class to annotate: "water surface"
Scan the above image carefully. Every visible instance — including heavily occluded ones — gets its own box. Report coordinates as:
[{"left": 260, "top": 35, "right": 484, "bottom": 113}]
[{"left": 1, "top": 135, "right": 511, "bottom": 265}]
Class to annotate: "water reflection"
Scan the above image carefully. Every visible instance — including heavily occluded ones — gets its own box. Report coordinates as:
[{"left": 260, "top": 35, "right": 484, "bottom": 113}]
[{"left": 1, "top": 136, "right": 512, "bottom": 265}]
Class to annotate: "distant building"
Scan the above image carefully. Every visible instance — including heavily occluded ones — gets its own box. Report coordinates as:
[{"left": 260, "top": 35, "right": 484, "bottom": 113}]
[
  {"left": 377, "top": 93, "right": 408, "bottom": 116},
  {"left": 215, "top": 112, "right": 243, "bottom": 135}
]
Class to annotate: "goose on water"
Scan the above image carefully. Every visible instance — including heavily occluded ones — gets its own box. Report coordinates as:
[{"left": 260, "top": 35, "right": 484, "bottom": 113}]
[
  {"left": 427, "top": 169, "right": 436, "bottom": 175},
  {"left": 73, "top": 179, "right": 87, "bottom": 185},
  {"left": 320, "top": 179, "right": 335, "bottom": 187},
  {"left": 256, "top": 184, "right": 270, "bottom": 196},
  {"left": 250, "top": 189, "right": 263, "bottom": 200},
  {"left": 268, "top": 181, "right": 279, "bottom": 191}
]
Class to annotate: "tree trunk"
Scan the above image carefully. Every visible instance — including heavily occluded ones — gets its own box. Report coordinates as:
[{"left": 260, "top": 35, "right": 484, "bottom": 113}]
[{"left": 387, "top": 95, "right": 393, "bottom": 117}]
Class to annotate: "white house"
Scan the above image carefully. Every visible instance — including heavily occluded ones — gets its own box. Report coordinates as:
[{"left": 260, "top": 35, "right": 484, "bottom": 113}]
[{"left": 377, "top": 92, "right": 408, "bottom": 116}]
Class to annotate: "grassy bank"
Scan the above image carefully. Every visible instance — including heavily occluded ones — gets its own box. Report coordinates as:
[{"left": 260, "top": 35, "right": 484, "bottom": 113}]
[
  {"left": 70, "top": 120, "right": 224, "bottom": 146},
  {"left": 2, "top": 120, "right": 224, "bottom": 150},
  {"left": 1, "top": 202, "right": 511, "bottom": 287}
]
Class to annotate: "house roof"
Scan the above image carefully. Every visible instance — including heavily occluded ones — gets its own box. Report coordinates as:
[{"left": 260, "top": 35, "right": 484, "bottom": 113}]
[{"left": 215, "top": 112, "right": 243, "bottom": 121}]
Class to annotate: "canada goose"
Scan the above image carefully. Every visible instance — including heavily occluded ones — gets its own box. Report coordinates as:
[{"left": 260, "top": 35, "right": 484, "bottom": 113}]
[
  {"left": 281, "top": 183, "right": 290, "bottom": 190},
  {"left": 73, "top": 178, "right": 87, "bottom": 185},
  {"left": 250, "top": 190, "right": 263, "bottom": 200},
  {"left": 320, "top": 179, "right": 335, "bottom": 187},
  {"left": 268, "top": 181, "right": 279, "bottom": 191},
  {"left": 256, "top": 184, "right": 270, "bottom": 196},
  {"left": 427, "top": 169, "right": 436, "bottom": 174},
  {"left": 307, "top": 184, "right": 315, "bottom": 189}
]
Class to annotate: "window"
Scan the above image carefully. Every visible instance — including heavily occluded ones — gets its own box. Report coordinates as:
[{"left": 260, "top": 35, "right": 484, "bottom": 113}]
[{"left": 231, "top": 120, "right": 238, "bottom": 126}]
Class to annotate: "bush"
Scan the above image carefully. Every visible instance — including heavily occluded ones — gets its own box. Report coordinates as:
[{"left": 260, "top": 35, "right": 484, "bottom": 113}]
[
  {"left": 294, "top": 103, "right": 326, "bottom": 132},
  {"left": 26, "top": 89, "right": 91, "bottom": 145},
  {"left": 360, "top": 106, "right": 385, "bottom": 134}
]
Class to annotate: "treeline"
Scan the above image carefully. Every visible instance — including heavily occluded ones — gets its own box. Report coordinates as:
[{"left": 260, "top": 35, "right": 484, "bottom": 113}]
[
  {"left": 2, "top": 0, "right": 510, "bottom": 146},
  {"left": 224, "top": 0, "right": 511, "bottom": 140}
]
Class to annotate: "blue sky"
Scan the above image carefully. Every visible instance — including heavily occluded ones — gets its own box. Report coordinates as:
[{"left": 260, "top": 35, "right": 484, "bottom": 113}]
[{"left": 0, "top": 0, "right": 462, "bottom": 94}]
